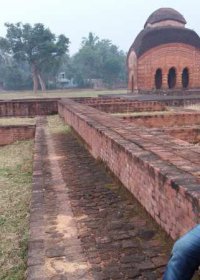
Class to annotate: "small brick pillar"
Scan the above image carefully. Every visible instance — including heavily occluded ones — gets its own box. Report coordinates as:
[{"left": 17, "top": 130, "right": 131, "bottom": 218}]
[
  {"left": 162, "top": 69, "right": 169, "bottom": 90},
  {"left": 176, "top": 70, "right": 183, "bottom": 89}
]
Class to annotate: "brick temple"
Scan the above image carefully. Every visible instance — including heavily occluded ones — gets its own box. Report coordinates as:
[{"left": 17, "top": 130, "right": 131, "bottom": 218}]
[{"left": 127, "top": 8, "right": 200, "bottom": 92}]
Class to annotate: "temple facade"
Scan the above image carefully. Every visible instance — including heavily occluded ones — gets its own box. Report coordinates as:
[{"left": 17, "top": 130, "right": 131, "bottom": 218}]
[{"left": 127, "top": 8, "right": 200, "bottom": 92}]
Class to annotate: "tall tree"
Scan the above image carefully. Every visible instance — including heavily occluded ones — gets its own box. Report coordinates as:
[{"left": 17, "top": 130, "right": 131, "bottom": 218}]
[
  {"left": 0, "top": 23, "right": 69, "bottom": 92},
  {"left": 72, "top": 33, "right": 126, "bottom": 87}
]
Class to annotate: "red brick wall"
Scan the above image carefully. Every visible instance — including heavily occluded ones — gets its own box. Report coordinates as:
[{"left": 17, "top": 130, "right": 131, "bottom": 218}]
[
  {"left": 0, "top": 125, "right": 35, "bottom": 145},
  {"left": 122, "top": 112, "right": 200, "bottom": 128},
  {"left": 0, "top": 99, "right": 58, "bottom": 117},
  {"left": 163, "top": 127, "right": 200, "bottom": 144},
  {"left": 58, "top": 99, "right": 200, "bottom": 240},
  {"left": 89, "top": 102, "right": 165, "bottom": 113},
  {"left": 128, "top": 43, "right": 200, "bottom": 90},
  {"left": 72, "top": 97, "right": 166, "bottom": 113}
]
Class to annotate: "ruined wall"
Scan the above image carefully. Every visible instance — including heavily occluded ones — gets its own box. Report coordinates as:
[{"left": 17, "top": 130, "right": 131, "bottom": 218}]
[
  {"left": 89, "top": 102, "right": 165, "bottom": 113},
  {"left": 122, "top": 112, "right": 200, "bottom": 128},
  {"left": 75, "top": 99, "right": 165, "bottom": 113},
  {"left": 163, "top": 127, "right": 200, "bottom": 144},
  {"left": 58, "top": 99, "right": 200, "bottom": 240},
  {"left": 0, "top": 99, "right": 58, "bottom": 117},
  {"left": 0, "top": 125, "right": 35, "bottom": 145},
  {"left": 74, "top": 96, "right": 200, "bottom": 108}
]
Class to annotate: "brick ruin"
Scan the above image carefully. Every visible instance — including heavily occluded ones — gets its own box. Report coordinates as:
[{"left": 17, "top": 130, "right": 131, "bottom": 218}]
[
  {"left": 0, "top": 95, "right": 200, "bottom": 238},
  {"left": 1, "top": 95, "right": 200, "bottom": 278},
  {"left": 0, "top": 99, "right": 58, "bottom": 146}
]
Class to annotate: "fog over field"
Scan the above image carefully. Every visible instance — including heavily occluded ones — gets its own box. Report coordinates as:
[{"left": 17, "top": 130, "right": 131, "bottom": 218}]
[{"left": 0, "top": 0, "right": 199, "bottom": 54}]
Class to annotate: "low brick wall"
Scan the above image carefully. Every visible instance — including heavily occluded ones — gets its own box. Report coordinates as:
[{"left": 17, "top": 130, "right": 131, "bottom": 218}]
[
  {"left": 89, "top": 102, "right": 165, "bottom": 113},
  {"left": 158, "top": 127, "right": 200, "bottom": 144},
  {"left": 27, "top": 117, "right": 45, "bottom": 279},
  {"left": 0, "top": 125, "right": 35, "bottom": 145},
  {"left": 122, "top": 113, "right": 200, "bottom": 128},
  {"left": 58, "top": 99, "right": 200, "bottom": 240},
  {"left": 153, "top": 97, "right": 200, "bottom": 107},
  {"left": 72, "top": 97, "right": 166, "bottom": 113},
  {"left": 0, "top": 98, "right": 59, "bottom": 117}
]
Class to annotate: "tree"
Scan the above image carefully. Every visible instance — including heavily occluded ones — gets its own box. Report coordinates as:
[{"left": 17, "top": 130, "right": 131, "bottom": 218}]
[
  {"left": 0, "top": 23, "right": 69, "bottom": 92},
  {"left": 72, "top": 32, "right": 126, "bottom": 88}
]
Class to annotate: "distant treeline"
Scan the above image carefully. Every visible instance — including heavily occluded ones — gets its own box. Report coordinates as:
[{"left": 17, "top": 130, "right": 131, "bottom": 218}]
[{"left": 0, "top": 23, "right": 127, "bottom": 91}]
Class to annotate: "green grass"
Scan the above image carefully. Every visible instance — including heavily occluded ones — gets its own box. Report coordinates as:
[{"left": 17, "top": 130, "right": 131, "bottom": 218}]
[
  {"left": 0, "top": 89, "right": 126, "bottom": 100},
  {"left": 47, "top": 115, "right": 70, "bottom": 134},
  {"left": 0, "top": 140, "right": 33, "bottom": 280},
  {"left": 0, "top": 118, "right": 35, "bottom": 126}
]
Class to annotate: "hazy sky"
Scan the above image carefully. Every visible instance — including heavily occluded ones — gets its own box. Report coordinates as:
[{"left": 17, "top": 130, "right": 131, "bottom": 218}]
[{"left": 0, "top": 0, "right": 199, "bottom": 55}]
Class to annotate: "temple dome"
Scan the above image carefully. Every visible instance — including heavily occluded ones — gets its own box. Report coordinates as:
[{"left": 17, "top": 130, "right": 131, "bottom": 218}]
[{"left": 144, "top": 8, "right": 187, "bottom": 28}]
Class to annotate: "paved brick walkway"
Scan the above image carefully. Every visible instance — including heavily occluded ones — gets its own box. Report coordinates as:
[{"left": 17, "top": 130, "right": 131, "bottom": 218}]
[{"left": 28, "top": 117, "right": 173, "bottom": 280}]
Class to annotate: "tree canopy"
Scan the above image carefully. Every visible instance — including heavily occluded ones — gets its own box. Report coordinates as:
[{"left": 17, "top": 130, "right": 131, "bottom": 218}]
[
  {"left": 71, "top": 32, "right": 126, "bottom": 87},
  {"left": 0, "top": 22, "right": 69, "bottom": 91},
  {"left": 0, "top": 27, "right": 127, "bottom": 91}
]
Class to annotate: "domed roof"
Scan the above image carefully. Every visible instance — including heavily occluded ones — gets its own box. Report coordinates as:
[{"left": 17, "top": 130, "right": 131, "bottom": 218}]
[
  {"left": 144, "top": 8, "right": 187, "bottom": 28},
  {"left": 128, "top": 26, "right": 200, "bottom": 58}
]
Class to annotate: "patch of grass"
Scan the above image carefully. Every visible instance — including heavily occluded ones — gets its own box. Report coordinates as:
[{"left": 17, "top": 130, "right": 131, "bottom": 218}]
[
  {"left": 0, "top": 140, "right": 33, "bottom": 280},
  {"left": 47, "top": 115, "right": 70, "bottom": 134},
  {"left": 0, "top": 118, "right": 35, "bottom": 126},
  {"left": 0, "top": 89, "right": 126, "bottom": 100},
  {"left": 185, "top": 104, "right": 200, "bottom": 111}
]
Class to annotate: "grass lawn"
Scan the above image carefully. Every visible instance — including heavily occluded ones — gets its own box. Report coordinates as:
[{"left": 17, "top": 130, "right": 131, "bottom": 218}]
[
  {"left": 47, "top": 115, "right": 70, "bottom": 134},
  {"left": 0, "top": 140, "right": 33, "bottom": 280},
  {"left": 0, "top": 118, "right": 36, "bottom": 126},
  {"left": 0, "top": 89, "right": 127, "bottom": 100}
]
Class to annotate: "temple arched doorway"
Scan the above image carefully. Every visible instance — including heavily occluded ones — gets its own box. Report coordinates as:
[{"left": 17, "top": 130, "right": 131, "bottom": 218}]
[
  {"left": 155, "top": 68, "right": 162, "bottom": 89},
  {"left": 182, "top": 68, "right": 189, "bottom": 88},
  {"left": 168, "top": 67, "right": 176, "bottom": 89}
]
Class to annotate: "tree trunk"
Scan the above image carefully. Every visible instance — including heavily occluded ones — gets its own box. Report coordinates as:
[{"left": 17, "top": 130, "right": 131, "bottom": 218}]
[
  {"left": 38, "top": 73, "right": 46, "bottom": 91},
  {"left": 31, "top": 64, "right": 39, "bottom": 92}
]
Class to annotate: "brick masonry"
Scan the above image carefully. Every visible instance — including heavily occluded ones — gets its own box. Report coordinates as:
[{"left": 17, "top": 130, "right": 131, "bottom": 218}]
[
  {"left": 0, "top": 125, "right": 35, "bottom": 145},
  {"left": 121, "top": 112, "right": 200, "bottom": 128},
  {"left": 59, "top": 99, "right": 200, "bottom": 240},
  {"left": 128, "top": 43, "right": 200, "bottom": 91},
  {"left": 72, "top": 97, "right": 166, "bottom": 113},
  {"left": 27, "top": 116, "right": 172, "bottom": 279},
  {"left": 0, "top": 98, "right": 59, "bottom": 117},
  {"left": 27, "top": 117, "right": 93, "bottom": 280},
  {"left": 72, "top": 95, "right": 200, "bottom": 109},
  {"left": 164, "top": 127, "right": 200, "bottom": 144},
  {"left": 0, "top": 95, "right": 200, "bottom": 117}
]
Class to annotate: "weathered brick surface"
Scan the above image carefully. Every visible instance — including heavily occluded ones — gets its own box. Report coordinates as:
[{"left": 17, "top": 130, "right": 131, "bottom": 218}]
[
  {"left": 27, "top": 117, "right": 93, "bottom": 280},
  {"left": 166, "top": 127, "right": 200, "bottom": 144},
  {"left": 59, "top": 99, "right": 200, "bottom": 240},
  {"left": 1, "top": 95, "right": 200, "bottom": 119},
  {"left": 128, "top": 43, "right": 200, "bottom": 90},
  {"left": 27, "top": 115, "right": 176, "bottom": 279},
  {"left": 53, "top": 131, "right": 171, "bottom": 279},
  {"left": 72, "top": 97, "right": 166, "bottom": 113},
  {"left": 122, "top": 112, "right": 200, "bottom": 128},
  {"left": 153, "top": 126, "right": 200, "bottom": 144},
  {"left": 0, "top": 125, "right": 35, "bottom": 145},
  {"left": 75, "top": 94, "right": 200, "bottom": 108},
  {"left": 27, "top": 117, "right": 46, "bottom": 280},
  {"left": 0, "top": 98, "right": 58, "bottom": 117}
]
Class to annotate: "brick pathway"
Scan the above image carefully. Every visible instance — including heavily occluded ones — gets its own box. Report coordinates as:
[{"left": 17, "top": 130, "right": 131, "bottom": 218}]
[{"left": 28, "top": 117, "right": 173, "bottom": 280}]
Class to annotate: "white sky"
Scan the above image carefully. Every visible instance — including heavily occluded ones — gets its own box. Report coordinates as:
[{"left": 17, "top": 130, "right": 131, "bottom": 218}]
[{"left": 0, "top": 0, "right": 199, "bottom": 55}]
